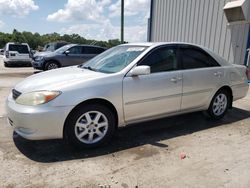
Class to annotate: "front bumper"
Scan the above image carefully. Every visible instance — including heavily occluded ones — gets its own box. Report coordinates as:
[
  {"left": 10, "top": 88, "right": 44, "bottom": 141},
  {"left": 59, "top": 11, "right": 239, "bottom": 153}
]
[
  {"left": 6, "top": 94, "right": 73, "bottom": 140},
  {"left": 31, "top": 60, "right": 44, "bottom": 70}
]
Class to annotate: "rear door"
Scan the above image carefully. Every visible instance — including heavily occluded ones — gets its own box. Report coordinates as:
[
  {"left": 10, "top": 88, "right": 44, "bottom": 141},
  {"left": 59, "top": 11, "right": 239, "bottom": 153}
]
[
  {"left": 180, "top": 45, "right": 224, "bottom": 110},
  {"left": 123, "top": 45, "right": 183, "bottom": 122},
  {"left": 8, "top": 44, "right": 30, "bottom": 61}
]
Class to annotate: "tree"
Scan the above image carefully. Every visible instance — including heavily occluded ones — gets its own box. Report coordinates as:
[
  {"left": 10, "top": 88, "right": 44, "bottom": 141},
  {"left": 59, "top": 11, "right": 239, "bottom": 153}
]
[{"left": 0, "top": 29, "right": 124, "bottom": 49}]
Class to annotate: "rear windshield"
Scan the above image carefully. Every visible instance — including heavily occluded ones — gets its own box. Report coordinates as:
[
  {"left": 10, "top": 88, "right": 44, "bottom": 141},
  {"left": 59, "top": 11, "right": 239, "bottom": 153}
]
[{"left": 9, "top": 44, "right": 29, "bottom": 54}]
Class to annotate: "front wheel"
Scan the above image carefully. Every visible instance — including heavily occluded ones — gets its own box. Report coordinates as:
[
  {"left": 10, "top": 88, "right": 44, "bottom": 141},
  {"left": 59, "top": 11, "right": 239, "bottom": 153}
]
[
  {"left": 206, "top": 90, "right": 230, "bottom": 120},
  {"left": 44, "top": 61, "right": 59, "bottom": 70},
  {"left": 64, "top": 104, "right": 116, "bottom": 148}
]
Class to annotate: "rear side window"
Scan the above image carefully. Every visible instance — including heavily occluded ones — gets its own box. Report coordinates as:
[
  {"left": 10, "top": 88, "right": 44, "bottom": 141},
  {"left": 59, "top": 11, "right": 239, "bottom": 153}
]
[
  {"left": 9, "top": 45, "right": 29, "bottom": 54},
  {"left": 181, "top": 48, "right": 219, "bottom": 69},
  {"left": 83, "top": 47, "right": 105, "bottom": 54}
]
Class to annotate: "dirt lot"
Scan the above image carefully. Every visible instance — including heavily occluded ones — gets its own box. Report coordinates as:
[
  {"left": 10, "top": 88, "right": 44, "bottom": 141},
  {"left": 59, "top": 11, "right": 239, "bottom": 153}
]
[{"left": 0, "top": 59, "right": 250, "bottom": 188}]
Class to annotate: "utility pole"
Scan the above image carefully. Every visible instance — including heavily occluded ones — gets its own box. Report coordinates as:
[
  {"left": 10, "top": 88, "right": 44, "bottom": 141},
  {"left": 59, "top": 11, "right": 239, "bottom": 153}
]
[{"left": 121, "top": 0, "right": 124, "bottom": 43}]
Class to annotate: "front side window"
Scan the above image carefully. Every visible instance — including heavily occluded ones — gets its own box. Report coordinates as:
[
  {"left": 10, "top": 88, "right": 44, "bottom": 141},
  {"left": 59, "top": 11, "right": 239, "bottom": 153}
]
[
  {"left": 68, "top": 46, "right": 82, "bottom": 54},
  {"left": 55, "top": 44, "right": 75, "bottom": 54},
  {"left": 139, "top": 46, "right": 178, "bottom": 73},
  {"left": 181, "top": 48, "right": 219, "bottom": 69}
]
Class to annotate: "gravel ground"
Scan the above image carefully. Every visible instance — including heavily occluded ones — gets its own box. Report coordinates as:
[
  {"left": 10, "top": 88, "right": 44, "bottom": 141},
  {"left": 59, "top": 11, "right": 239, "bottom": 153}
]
[{"left": 0, "top": 59, "right": 250, "bottom": 188}]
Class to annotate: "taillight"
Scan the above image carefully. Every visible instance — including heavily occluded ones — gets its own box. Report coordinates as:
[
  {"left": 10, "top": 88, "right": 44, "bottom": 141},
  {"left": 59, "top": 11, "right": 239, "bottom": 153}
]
[
  {"left": 5, "top": 51, "right": 9, "bottom": 58},
  {"left": 246, "top": 67, "right": 250, "bottom": 79}
]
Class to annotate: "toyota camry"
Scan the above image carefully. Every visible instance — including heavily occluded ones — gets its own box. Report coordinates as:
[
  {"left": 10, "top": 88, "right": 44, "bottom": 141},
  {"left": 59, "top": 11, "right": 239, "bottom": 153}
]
[{"left": 6, "top": 42, "right": 249, "bottom": 148}]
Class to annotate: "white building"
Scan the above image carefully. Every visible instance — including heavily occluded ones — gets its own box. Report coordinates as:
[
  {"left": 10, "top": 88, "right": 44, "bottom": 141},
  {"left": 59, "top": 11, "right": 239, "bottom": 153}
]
[{"left": 148, "top": 0, "right": 250, "bottom": 66}]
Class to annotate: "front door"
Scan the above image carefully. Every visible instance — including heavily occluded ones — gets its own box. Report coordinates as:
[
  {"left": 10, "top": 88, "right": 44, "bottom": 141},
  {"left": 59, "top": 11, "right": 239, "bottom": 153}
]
[
  {"left": 123, "top": 46, "right": 182, "bottom": 123},
  {"left": 61, "top": 46, "right": 83, "bottom": 66}
]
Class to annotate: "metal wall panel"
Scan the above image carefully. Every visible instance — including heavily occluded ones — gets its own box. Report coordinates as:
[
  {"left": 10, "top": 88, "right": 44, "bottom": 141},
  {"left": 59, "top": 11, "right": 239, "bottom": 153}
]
[{"left": 150, "top": 0, "right": 250, "bottom": 65}]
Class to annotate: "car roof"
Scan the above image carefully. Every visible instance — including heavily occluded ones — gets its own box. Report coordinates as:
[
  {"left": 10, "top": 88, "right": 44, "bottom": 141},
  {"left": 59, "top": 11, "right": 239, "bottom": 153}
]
[
  {"left": 67, "top": 44, "right": 105, "bottom": 48},
  {"left": 122, "top": 42, "right": 211, "bottom": 48},
  {"left": 122, "top": 42, "right": 230, "bottom": 66}
]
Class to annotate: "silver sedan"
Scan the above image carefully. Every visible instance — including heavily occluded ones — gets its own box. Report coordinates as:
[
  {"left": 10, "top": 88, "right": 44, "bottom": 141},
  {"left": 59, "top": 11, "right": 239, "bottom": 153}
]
[{"left": 6, "top": 42, "right": 249, "bottom": 148}]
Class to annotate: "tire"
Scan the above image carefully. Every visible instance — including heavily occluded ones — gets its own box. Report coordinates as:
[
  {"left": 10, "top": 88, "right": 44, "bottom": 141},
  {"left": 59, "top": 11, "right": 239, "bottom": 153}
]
[
  {"left": 64, "top": 104, "right": 116, "bottom": 148},
  {"left": 44, "top": 61, "right": 59, "bottom": 71},
  {"left": 206, "top": 89, "right": 230, "bottom": 120},
  {"left": 4, "top": 62, "right": 10, "bottom": 67}
]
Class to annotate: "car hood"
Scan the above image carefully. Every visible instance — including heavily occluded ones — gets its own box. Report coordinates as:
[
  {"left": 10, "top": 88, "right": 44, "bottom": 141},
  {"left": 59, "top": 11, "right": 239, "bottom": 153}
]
[
  {"left": 33, "top": 51, "right": 52, "bottom": 57},
  {"left": 15, "top": 66, "right": 107, "bottom": 93}
]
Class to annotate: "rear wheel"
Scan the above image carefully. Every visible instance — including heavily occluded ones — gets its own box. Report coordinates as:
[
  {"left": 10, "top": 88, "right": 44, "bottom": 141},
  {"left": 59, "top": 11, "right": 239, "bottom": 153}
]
[
  {"left": 206, "top": 89, "right": 230, "bottom": 120},
  {"left": 64, "top": 104, "right": 116, "bottom": 148},
  {"left": 4, "top": 62, "right": 10, "bottom": 67},
  {"left": 44, "top": 61, "right": 59, "bottom": 70}
]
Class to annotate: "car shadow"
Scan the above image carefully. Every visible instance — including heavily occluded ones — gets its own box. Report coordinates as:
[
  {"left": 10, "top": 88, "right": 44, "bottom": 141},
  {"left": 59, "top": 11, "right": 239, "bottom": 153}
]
[
  {"left": 33, "top": 71, "right": 42, "bottom": 74},
  {"left": 13, "top": 107, "right": 250, "bottom": 163}
]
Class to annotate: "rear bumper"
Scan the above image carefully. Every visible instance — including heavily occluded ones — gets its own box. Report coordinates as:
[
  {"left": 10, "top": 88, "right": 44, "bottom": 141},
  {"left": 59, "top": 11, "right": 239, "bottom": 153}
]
[
  {"left": 232, "top": 82, "right": 249, "bottom": 101},
  {"left": 4, "top": 60, "right": 32, "bottom": 65}
]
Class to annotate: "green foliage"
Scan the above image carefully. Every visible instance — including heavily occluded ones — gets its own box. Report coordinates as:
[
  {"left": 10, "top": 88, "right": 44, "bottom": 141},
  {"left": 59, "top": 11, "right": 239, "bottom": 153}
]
[{"left": 0, "top": 29, "right": 124, "bottom": 50}]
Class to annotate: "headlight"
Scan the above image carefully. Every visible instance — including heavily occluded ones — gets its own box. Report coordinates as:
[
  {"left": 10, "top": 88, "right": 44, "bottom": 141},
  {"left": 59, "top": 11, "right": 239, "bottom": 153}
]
[
  {"left": 16, "top": 91, "right": 61, "bottom": 106},
  {"left": 34, "top": 56, "right": 44, "bottom": 61}
]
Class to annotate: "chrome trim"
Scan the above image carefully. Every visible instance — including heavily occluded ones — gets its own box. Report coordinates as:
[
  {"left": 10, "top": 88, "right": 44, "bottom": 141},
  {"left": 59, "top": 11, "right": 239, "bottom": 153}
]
[
  {"left": 182, "top": 88, "right": 212, "bottom": 96},
  {"left": 125, "top": 93, "right": 182, "bottom": 105},
  {"left": 231, "top": 83, "right": 249, "bottom": 88}
]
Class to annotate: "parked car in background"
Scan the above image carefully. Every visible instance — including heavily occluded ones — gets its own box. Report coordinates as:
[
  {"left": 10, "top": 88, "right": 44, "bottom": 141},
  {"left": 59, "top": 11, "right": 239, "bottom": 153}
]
[
  {"left": 33, "top": 42, "right": 69, "bottom": 59},
  {"left": 3, "top": 42, "right": 32, "bottom": 67},
  {"left": 0, "top": 49, "right": 4, "bottom": 55},
  {"left": 6, "top": 42, "right": 249, "bottom": 148},
  {"left": 32, "top": 44, "right": 106, "bottom": 70},
  {"left": 43, "top": 41, "right": 69, "bottom": 52}
]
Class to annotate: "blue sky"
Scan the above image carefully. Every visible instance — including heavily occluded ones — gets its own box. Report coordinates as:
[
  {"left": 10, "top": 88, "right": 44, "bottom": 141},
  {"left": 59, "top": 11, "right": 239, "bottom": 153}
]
[{"left": 0, "top": 0, "right": 150, "bottom": 42}]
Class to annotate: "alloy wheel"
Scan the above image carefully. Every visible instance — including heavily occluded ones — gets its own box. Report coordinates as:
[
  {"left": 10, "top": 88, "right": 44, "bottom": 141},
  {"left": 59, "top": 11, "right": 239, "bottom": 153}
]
[
  {"left": 74, "top": 111, "right": 108, "bottom": 144},
  {"left": 212, "top": 93, "right": 228, "bottom": 116},
  {"left": 47, "top": 63, "right": 58, "bottom": 70}
]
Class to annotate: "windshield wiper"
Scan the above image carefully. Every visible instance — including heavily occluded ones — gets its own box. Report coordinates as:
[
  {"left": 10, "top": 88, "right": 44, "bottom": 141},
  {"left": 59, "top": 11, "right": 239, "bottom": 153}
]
[{"left": 82, "top": 66, "right": 96, "bottom": 71}]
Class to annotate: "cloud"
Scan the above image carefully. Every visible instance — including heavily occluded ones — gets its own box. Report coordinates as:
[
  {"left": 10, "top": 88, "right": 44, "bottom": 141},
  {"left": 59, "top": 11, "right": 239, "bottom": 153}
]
[
  {"left": 0, "top": 0, "right": 38, "bottom": 17},
  {"left": 50, "top": 0, "right": 150, "bottom": 42},
  {"left": 0, "top": 20, "right": 5, "bottom": 28},
  {"left": 47, "top": 0, "right": 111, "bottom": 23},
  {"left": 109, "top": 0, "right": 150, "bottom": 17},
  {"left": 60, "top": 20, "right": 148, "bottom": 42}
]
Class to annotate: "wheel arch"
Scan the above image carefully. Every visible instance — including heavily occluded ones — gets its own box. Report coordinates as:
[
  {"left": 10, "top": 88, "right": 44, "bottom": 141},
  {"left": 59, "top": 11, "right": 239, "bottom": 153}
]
[{"left": 63, "top": 98, "right": 119, "bottom": 139}]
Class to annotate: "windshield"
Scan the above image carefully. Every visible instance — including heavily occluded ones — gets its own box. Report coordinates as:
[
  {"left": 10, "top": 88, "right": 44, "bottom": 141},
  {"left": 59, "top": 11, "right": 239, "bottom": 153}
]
[
  {"left": 55, "top": 44, "right": 75, "bottom": 54},
  {"left": 81, "top": 45, "right": 147, "bottom": 73}
]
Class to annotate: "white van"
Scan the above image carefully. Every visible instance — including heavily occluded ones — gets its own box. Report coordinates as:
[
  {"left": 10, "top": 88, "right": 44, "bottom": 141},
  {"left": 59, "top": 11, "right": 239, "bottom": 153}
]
[{"left": 3, "top": 42, "right": 32, "bottom": 67}]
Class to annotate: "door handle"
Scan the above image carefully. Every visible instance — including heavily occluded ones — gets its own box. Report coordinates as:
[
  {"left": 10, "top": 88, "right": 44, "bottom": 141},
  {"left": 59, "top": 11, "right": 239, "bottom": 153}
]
[
  {"left": 171, "top": 77, "right": 182, "bottom": 82},
  {"left": 177, "top": 77, "right": 182, "bottom": 81},
  {"left": 214, "top": 72, "right": 222, "bottom": 77},
  {"left": 170, "top": 77, "right": 178, "bottom": 82}
]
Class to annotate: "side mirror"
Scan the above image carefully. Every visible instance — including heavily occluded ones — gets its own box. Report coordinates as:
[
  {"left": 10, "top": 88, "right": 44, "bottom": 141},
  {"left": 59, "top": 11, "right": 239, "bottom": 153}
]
[
  {"left": 64, "top": 50, "right": 70, "bottom": 55},
  {"left": 128, "top": 66, "right": 151, "bottom": 76}
]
